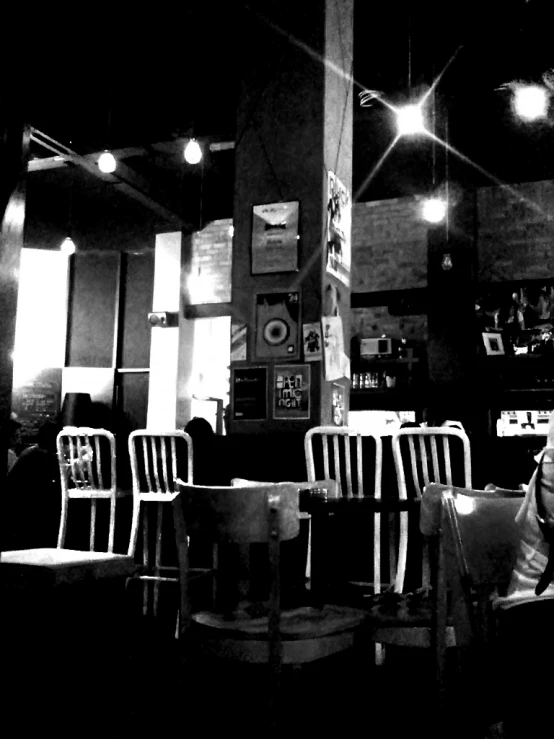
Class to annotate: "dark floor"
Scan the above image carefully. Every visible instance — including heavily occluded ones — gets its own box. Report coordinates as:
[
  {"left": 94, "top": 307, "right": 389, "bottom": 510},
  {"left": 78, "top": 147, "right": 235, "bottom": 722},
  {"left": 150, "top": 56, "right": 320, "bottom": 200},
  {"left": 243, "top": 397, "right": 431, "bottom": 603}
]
[{"left": 2, "top": 581, "right": 500, "bottom": 739}]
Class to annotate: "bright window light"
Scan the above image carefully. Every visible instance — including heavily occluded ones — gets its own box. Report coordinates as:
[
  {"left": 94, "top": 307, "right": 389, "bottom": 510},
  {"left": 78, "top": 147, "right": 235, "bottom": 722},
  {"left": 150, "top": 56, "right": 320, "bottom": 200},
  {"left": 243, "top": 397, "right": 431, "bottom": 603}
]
[
  {"left": 396, "top": 104, "right": 426, "bottom": 136},
  {"left": 513, "top": 84, "right": 549, "bottom": 121},
  {"left": 422, "top": 197, "right": 447, "bottom": 223},
  {"left": 184, "top": 138, "right": 202, "bottom": 164},
  {"left": 98, "top": 150, "right": 117, "bottom": 173},
  {"left": 13, "top": 249, "right": 69, "bottom": 381}
]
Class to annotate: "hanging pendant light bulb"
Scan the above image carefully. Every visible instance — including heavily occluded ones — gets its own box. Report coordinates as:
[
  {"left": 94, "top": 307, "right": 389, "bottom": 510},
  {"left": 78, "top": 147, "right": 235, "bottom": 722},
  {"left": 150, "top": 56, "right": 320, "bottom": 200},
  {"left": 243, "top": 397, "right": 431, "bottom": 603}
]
[
  {"left": 184, "top": 138, "right": 202, "bottom": 164},
  {"left": 422, "top": 197, "right": 448, "bottom": 224},
  {"left": 512, "top": 84, "right": 549, "bottom": 121},
  {"left": 396, "top": 103, "right": 427, "bottom": 136},
  {"left": 60, "top": 236, "right": 76, "bottom": 255},
  {"left": 98, "top": 150, "right": 117, "bottom": 173}
]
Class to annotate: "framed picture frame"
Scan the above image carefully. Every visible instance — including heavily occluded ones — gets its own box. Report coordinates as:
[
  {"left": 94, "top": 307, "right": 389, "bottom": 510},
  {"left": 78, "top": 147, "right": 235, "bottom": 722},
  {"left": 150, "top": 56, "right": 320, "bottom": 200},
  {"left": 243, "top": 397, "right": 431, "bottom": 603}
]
[
  {"left": 251, "top": 201, "right": 299, "bottom": 274},
  {"left": 254, "top": 290, "right": 300, "bottom": 360},
  {"left": 230, "top": 366, "right": 268, "bottom": 421},
  {"left": 273, "top": 364, "right": 311, "bottom": 420},
  {"left": 482, "top": 332, "right": 505, "bottom": 356}
]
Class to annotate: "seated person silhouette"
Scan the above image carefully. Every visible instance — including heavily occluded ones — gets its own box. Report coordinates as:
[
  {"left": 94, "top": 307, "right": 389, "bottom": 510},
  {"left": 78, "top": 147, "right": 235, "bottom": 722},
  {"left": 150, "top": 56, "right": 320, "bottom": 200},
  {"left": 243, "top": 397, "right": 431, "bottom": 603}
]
[
  {"left": 3, "top": 420, "right": 62, "bottom": 550},
  {"left": 184, "top": 417, "right": 230, "bottom": 486}
]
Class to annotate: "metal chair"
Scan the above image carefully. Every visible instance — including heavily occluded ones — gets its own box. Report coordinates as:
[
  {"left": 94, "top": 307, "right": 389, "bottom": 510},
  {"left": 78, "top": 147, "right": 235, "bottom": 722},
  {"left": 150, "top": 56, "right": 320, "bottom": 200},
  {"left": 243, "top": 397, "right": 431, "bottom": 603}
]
[
  {"left": 304, "top": 425, "right": 383, "bottom": 499},
  {"left": 128, "top": 429, "right": 193, "bottom": 617},
  {"left": 339, "top": 425, "right": 473, "bottom": 669},
  {"left": 304, "top": 425, "right": 382, "bottom": 587},
  {"left": 1, "top": 426, "right": 139, "bottom": 585},
  {"left": 390, "top": 425, "right": 472, "bottom": 603}
]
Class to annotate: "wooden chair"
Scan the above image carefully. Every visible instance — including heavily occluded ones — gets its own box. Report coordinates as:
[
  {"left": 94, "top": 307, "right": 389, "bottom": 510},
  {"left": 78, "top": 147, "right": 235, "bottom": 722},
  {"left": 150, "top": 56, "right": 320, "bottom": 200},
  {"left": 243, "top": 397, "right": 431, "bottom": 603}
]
[
  {"left": 1, "top": 426, "right": 139, "bottom": 586},
  {"left": 128, "top": 429, "right": 193, "bottom": 617},
  {"left": 431, "top": 482, "right": 524, "bottom": 730},
  {"left": 172, "top": 480, "right": 368, "bottom": 731}
]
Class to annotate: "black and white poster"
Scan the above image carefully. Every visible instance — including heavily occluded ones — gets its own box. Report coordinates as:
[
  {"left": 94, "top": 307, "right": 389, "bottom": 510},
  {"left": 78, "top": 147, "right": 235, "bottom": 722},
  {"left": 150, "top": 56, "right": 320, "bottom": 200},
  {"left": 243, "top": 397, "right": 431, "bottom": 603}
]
[
  {"left": 255, "top": 291, "right": 300, "bottom": 360},
  {"left": 326, "top": 171, "right": 351, "bottom": 286},
  {"left": 251, "top": 201, "right": 299, "bottom": 274},
  {"left": 231, "top": 366, "right": 268, "bottom": 421}
]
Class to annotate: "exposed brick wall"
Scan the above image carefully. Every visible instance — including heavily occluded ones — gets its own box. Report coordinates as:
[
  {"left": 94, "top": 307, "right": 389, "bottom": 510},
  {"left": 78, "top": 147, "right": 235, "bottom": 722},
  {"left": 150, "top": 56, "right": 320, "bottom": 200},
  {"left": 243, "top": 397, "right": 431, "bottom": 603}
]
[
  {"left": 350, "top": 179, "right": 554, "bottom": 342},
  {"left": 188, "top": 219, "right": 233, "bottom": 304},
  {"left": 351, "top": 307, "right": 427, "bottom": 343},
  {"left": 351, "top": 197, "right": 429, "bottom": 342},
  {"left": 477, "top": 180, "right": 554, "bottom": 282},
  {"left": 351, "top": 197, "right": 429, "bottom": 292}
]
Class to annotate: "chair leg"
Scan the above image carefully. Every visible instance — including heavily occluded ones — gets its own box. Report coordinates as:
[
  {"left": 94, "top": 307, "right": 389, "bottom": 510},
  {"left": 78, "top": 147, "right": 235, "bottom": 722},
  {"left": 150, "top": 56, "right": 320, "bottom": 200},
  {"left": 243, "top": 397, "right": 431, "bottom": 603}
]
[
  {"left": 267, "top": 664, "right": 282, "bottom": 736},
  {"left": 153, "top": 502, "right": 163, "bottom": 617},
  {"left": 142, "top": 515, "right": 150, "bottom": 616}
]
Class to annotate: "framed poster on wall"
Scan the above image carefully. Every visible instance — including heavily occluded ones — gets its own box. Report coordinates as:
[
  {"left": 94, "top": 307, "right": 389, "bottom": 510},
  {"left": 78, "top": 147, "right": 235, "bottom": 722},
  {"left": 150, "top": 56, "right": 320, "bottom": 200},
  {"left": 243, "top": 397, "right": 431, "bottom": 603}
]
[
  {"left": 251, "top": 201, "right": 299, "bottom": 274},
  {"left": 231, "top": 366, "right": 268, "bottom": 421},
  {"left": 254, "top": 290, "right": 300, "bottom": 360},
  {"left": 273, "top": 364, "right": 311, "bottom": 420},
  {"left": 326, "top": 171, "right": 351, "bottom": 287}
]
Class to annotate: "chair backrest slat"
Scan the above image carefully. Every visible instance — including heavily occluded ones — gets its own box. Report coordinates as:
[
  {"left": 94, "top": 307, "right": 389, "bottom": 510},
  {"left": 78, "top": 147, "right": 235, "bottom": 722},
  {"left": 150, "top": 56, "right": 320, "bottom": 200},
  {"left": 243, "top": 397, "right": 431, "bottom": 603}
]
[
  {"left": 356, "top": 434, "right": 364, "bottom": 499},
  {"left": 174, "top": 482, "right": 300, "bottom": 543},
  {"left": 429, "top": 436, "right": 440, "bottom": 484}
]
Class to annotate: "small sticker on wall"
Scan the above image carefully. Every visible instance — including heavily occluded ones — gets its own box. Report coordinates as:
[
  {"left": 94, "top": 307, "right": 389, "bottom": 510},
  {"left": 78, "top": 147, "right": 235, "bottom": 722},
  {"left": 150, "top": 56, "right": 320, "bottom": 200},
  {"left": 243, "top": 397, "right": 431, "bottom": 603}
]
[
  {"left": 302, "top": 322, "right": 322, "bottom": 362},
  {"left": 332, "top": 383, "right": 346, "bottom": 426},
  {"left": 231, "top": 321, "right": 247, "bottom": 362}
]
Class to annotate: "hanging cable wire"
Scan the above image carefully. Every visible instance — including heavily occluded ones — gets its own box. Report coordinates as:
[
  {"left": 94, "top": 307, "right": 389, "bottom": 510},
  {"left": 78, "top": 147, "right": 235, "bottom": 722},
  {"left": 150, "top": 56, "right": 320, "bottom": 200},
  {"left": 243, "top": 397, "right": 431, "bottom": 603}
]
[
  {"left": 333, "top": 56, "right": 355, "bottom": 177},
  {"left": 445, "top": 112, "right": 450, "bottom": 238},
  {"left": 407, "top": 15, "right": 412, "bottom": 94}
]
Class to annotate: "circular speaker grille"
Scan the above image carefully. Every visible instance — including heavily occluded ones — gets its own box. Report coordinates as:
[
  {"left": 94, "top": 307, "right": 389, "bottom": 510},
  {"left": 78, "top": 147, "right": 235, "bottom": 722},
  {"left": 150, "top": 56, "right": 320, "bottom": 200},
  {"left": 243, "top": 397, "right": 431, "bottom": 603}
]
[{"left": 263, "top": 318, "right": 290, "bottom": 346}]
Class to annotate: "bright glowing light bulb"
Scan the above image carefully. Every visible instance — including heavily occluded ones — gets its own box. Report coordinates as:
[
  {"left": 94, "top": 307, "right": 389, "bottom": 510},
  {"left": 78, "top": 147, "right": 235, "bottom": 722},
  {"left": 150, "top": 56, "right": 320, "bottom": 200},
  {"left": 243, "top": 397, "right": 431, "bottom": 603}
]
[
  {"left": 184, "top": 138, "right": 202, "bottom": 164},
  {"left": 396, "top": 104, "right": 426, "bottom": 136},
  {"left": 60, "top": 237, "right": 76, "bottom": 255},
  {"left": 422, "top": 197, "right": 447, "bottom": 223},
  {"left": 98, "top": 150, "right": 117, "bottom": 173},
  {"left": 513, "top": 84, "right": 549, "bottom": 121}
]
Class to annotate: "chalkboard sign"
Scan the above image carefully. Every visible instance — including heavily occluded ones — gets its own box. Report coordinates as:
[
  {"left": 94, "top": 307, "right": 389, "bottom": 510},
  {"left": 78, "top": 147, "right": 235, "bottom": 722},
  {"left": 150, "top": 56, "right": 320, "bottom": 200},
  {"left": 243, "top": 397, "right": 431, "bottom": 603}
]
[
  {"left": 11, "top": 368, "right": 62, "bottom": 444},
  {"left": 231, "top": 366, "right": 267, "bottom": 421}
]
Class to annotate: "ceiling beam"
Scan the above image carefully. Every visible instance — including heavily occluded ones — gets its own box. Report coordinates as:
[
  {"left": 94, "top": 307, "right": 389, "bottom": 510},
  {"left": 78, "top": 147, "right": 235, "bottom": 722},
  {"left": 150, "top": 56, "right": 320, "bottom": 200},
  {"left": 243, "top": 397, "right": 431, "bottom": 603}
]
[
  {"left": 28, "top": 128, "right": 199, "bottom": 229},
  {"left": 28, "top": 135, "right": 235, "bottom": 172}
]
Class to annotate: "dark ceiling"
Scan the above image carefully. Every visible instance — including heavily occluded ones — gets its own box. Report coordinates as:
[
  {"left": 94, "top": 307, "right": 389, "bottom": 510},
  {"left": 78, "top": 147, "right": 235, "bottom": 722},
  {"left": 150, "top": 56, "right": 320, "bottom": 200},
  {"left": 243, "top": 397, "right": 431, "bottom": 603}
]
[{"left": 20, "top": 0, "right": 554, "bottom": 249}]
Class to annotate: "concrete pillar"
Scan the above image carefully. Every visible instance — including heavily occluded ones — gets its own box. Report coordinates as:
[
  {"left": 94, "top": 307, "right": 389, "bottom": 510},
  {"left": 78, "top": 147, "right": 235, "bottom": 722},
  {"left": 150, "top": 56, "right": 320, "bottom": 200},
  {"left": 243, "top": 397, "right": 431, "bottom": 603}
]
[
  {"left": 229, "top": 0, "right": 354, "bottom": 435},
  {"left": 146, "top": 231, "right": 183, "bottom": 429},
  {"left": 0, "top": 104, "right": 28, "bottom": 481}
]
